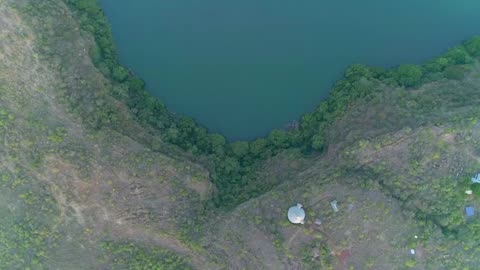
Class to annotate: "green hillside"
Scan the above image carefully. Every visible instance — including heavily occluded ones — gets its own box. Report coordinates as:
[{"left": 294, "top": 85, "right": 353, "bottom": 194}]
[{"left": 1, "top": 0, "right": 480, "bottom": 269}]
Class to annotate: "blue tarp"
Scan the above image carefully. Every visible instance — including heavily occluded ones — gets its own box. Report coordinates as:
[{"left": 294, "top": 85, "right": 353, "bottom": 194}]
[{"left": 466, "top": 206, "right": 475, "bottom": 217}]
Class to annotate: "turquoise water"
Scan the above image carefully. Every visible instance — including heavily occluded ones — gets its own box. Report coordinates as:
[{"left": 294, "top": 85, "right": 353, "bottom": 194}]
[{"left": 99, "top": 0, "right": 480, "bottom": 140}]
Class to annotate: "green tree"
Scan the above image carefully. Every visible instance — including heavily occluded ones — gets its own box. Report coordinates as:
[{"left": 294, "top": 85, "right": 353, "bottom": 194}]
[
  {"left": 165, "top": 127, "right": 180, "bottom": 144},
  {"left": 393, "top": 64, "right": 424, "bottom": 87},
  {"left": 268, "top": 129, "right": 290, "bottom": 149},
  {"left": 193, "top": 127, "right": 210, "bottom": 152},
  {"left": 311, "top": 134, "right": 325, "bottom": 151},
  {"left": 230, "top": 141, "right": 249, "bottom": 158},
  {"left": 209, "top": 134, "right": 226, "bottom": 155},
  {"left": 345, "top": 64, "right": 371, "bottom": 80},
  {"left": 444, "top": 46, "right": 470, "bottom": 65},
  {"left": 249, "top": 138, "right": 268, "bottom": 157},
  {"left": 74, "top": 0, "right": 99, "bottom": 13},
  {"left": 178, "top": 117, "right": 196, "bottom": 137},
  {"left": 127, "top": 77, "right": 145, "bottom": 92},
  {"left": 300, "top": 112, "right": 319, "bottom": 140},
  {"left": 218, "top": 157, "right": 240, "bottom": 175},
  {"left": 112, "top": 66, "right": 128, "bottom": 82},
  {"left": 471, "top": 183, "right": 480, "bottom": 196},
  {"left": 465, "top": 36, "right": 480, "bottom": 56},
  {"left": 424, "top": 57, "right": 449, "bottom": 73}
]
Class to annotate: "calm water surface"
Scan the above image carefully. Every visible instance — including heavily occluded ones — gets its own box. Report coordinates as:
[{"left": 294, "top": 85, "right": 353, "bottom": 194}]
[{"left": 99, "top": 0, "right": 480, "bottom": 140}]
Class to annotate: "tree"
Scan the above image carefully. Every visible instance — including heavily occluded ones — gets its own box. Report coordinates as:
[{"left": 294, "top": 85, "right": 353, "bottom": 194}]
[
  {"left": 165, "top": 127, "right": 180, "bottom": 144},
  {"left": 311, "top": 134, "right": 325, "bottom": 151},
  {"left": 471, "top": 183, "right": 480, "bottom": 196},
  {"left": 127, "top": 77, "right": 145, "bottom": 93},
  {"left": 465, "top": 36, "right": 480, "bottom": 56},
  {"left": 193, "top": 127, "right": 210, "bottom": 152},
  {"left": 345, "top": 64, "right": 371, "bottom": 81},
  {"left": 444, "top": 46, "right": 470, "bottom": 65},
  {"left": 112, "top": 66, "right": 128, "bottom": 82},
  {"left": 230, "top": 141, "right": 249, "bottom": 158},
  {"left": 218, "top": 157, "right": 240, "bottom": 175},
  {"left": 208, "top": 134, "right": 226, "bottom": 155},
  {"left": 393, "top": 64, "right": 424, "bottom": 87},
  {"left": 74, "top": 0, "right": 99, "bottom": 13},
  {"left": 177, "top": 117, "right": 196, "bottom": 137},
  {"left": 268, "top": 129, "right": 290, "bottom": 149},
  {"left": 424, "top": 57, "right": 449, "bottom": 73},
  {"left": 300, "top": 113, "right": 318, "bottom": 139},
  {"left": 249, "top": 138, "right": 268, "bottom": 158}
]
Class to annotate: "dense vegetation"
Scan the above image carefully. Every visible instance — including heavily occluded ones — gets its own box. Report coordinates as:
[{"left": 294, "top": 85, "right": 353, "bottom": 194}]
[{"left": 64, "top": 0, "right": 480, "bottom": 210}]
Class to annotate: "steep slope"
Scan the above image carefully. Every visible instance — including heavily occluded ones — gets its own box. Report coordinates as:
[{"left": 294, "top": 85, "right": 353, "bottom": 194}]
[{"left": 0, "top": 1, "right": 216, "bottom": 269}]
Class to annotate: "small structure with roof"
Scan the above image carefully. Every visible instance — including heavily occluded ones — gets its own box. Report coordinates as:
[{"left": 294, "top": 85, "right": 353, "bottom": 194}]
[
  {"left": 288, "top": 203, "right": 305, "bottom": 224},
  {"left": 330, "top": 200, "right": 339, "bottom": 212},
  {"left": 465, "top": 206, "right": 475, "bottom": 217}
]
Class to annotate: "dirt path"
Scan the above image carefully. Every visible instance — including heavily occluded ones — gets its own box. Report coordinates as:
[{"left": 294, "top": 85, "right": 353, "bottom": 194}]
[{"left": 286, "top": 227, "right": 302, "bottom": 249}]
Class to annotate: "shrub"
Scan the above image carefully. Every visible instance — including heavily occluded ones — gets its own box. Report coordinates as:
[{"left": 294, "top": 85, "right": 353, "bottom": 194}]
[
  {"left": 392, "top": 64, "right": 424, "bottom": 87},
  {"left": 444, "top": 66, "right": 466, "bottom": 80},
  {"left": 471, "top": 183, "right": 480, "bottom": 196},
  {"left": 464, "top": 36, "right": 480, "bottom": 57}
]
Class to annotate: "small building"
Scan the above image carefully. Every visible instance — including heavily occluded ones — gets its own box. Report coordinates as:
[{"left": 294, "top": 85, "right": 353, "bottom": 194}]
[
  {"left": 330, "top": 200, "right": 339, "bottom": 212},
  {"left": 288, "top": 203, "right": 306, "bottom": 224},
  {"left": 466, "top": 206, "right": 475, "bottom": 217}
]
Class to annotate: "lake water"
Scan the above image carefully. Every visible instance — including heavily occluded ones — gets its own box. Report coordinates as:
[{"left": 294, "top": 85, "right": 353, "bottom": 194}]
[{"left": 99, "top": 0, "right": 480, "bottom": 140}]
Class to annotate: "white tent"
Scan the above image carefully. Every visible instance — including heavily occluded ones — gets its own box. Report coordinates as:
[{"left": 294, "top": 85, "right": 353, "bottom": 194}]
[{"left": 288, "top": 203, "right": 305, "bottom": 224}]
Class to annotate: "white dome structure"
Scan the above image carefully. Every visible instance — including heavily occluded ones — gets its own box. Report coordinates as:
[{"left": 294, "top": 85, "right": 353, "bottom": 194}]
[{"left": 287, "top": 203, "right": 305, "bottom": 224}]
